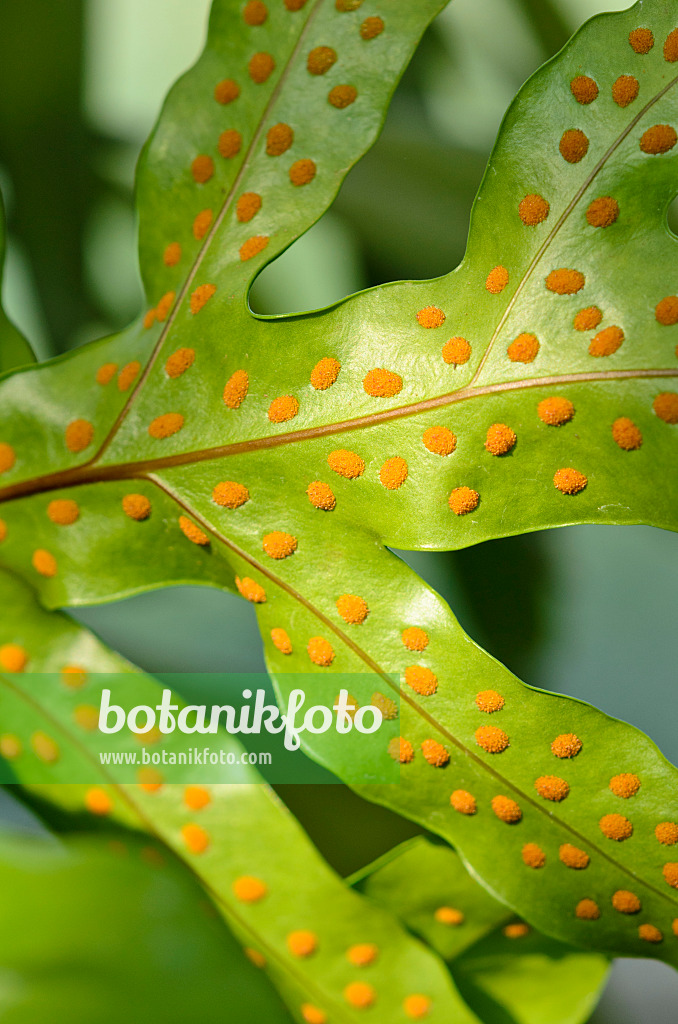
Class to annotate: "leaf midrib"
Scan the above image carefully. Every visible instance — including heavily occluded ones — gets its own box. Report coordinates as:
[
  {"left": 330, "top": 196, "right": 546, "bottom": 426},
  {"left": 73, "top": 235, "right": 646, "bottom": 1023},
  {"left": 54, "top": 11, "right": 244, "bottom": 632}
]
[{"left": 0, "top": 365, "right": 676, "bottom": 505}]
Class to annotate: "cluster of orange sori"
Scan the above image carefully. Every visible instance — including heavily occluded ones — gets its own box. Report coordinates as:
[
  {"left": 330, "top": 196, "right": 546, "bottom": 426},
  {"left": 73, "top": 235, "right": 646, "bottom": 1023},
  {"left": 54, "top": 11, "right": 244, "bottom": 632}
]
[
  {"left": 486, "top": 265, "right": 510, "bottom": 294},
  {"left": 387, "top": 735, "right": 449, "bottom": 768},
  {"left": 165, "top": 347, "right": 195, "bottom": 379},
  {"left": 476, "top": 723, "right": 510, "bottom": 754},
  {"left": 371, "top": 691, "right": 398, "bottom": 721},
  {"left": 262, "top": 531, "right": 297, "bottom": 560},
  {"left": 546, "top": 268, "right": 586, "bottom": 295},
  {"left": 0, "top": 728, "right": 60, "bottom": 766},
  {"left": 572, "top": 893, "right": 672, "bottom": 944},
  {"left": 144, "top": 289, "right": 177, "bottom": 329},
  {"left": 94, "top": 356, "right": 145, "bottom": 399},
  {"left": 570, "top": 67, "right": 642, "bottom": 110},
  {"left": 229, "top": 568, "right": 345, "bottom": 668},
  {"left": 47, "top": 499, "right": 80, "bottom": 526},
  {"left": 268, "top": 599, "right": 438, "bottom": 733},
  {"left": 148, "top": 412, "right": 184, "bottom": 440},
  {"left": 0, "top": 659, "right": 91, "bottom": 771},
  {"left": 404, "top": 666, "right": 437, "bottom": 697},
  {"left": 213, "top": 481, "right": 250, "bottom": 509},
  {"left": 29, "top": 549, "right": 58, "bottom": 578},
  {"left": 554, "top": 27, "right": 678, "bottom": 166},
  {"left": 536, "top": 390, "right": 645, "bottom": 452},
  {"left": 449, "top": 714, "right": 678, "bottom": 941},
  {"left": 65, "top": 418, "right": 94, "bottom": 454},
  {"left": 147, "top": 775, "right": 432, "bottom": 1023},
  {"left": 336, "top": 593, "right": 369, "bottom": 624},
  {"left": 553, "top": 467, "right": 588, "bottom": 496},
  {"left": 270, "top": 612, "right": 434, "bottom": 714},
  {"left": 423, "top": 281, "right": 630, "bottom": 398},
  {"left": 148, "top": 4, "right": 388, "bottom": 323},
  {"left": 499, "top": 922, "right": 529, "bottom": 939},
  {"left": 118, "top": 360, "right": 141, "bottom": 391},
  {"left": 654, "top": 295, "right": 678, "bottom": 363},
  {"left": 179, "top": 516, "right": 210, "bottom": 546},
  {"left": 512, "top": 38, "right": 678, "bottom": 339},
  {"left": 484, "top": 423, "right": 516, "bottom": 455}
]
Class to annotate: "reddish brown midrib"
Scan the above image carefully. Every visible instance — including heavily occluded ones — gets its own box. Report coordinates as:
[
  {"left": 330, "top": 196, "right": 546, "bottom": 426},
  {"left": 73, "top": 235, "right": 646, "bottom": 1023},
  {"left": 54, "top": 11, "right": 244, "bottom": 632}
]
[{"left": 0, "top": 365, "right": 676, "bottom": 504}]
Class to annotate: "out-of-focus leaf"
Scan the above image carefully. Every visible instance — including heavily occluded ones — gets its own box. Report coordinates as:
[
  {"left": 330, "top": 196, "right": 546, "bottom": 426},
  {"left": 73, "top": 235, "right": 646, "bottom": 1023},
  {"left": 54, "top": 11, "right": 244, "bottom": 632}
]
[
  {"left": 0, "top": 0, "right": 101, "bottom": 352},
  {"left": 0, "top": 832, "right": 293, "bottom": 1024},
  {"left": 0, "top": 192, "right": 34, "bottom": 372},
  {"left": 0, "top": 568, "right": 482, "bottom": 1024},
  {"left": 275, "top": 782, "right": 425, "bottom": 879},
  {"left": 334, "top": 129, "right": 487, "bottom": 283},
  {"left": 354, "top": 837, "right": 610, "bottom": 1024},
  {"left": 453, "top": 930, "right": 608, "bottom": 1024},
  {"left": 518, "top": 0, "right": 572, "bottom": 57}
]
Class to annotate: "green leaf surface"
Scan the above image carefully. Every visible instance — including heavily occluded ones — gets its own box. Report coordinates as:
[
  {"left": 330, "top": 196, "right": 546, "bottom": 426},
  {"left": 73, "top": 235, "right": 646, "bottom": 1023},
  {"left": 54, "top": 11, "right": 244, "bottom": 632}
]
[
  {"left": 453, "top": 931, "right": 608, "bottom": 1024},
  {"left": 0, "top": 0, "right": 677, "bottom": 970},
  {"left": 0, "top": 192, "right": 35, "bottom": 373},
  {"left": 0, "top": 568, "right": 482, "bottom": 1024},
  {"left": 261, "top": 530, "right": 678, "bottom": 965},
  {"left": 353, "top": 837, "right": 610, "bottom": 1024},
  {"left": 351, "top": 838, "right": 514, "bottom": 963},
  {"left": 0, "top": 832, "right": 293, "bottom": 1024}
]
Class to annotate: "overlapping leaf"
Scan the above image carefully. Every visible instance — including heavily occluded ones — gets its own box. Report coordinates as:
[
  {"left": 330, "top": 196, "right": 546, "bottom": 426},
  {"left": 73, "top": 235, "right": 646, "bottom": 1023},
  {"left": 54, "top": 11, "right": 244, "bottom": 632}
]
[
  {"left": 0, "top": 0, "right": 677, "bottom": 969},
  {"left": 0, "top": 568, "right": 482, "bottom": 1024},
  {"left": 352, "top": 837, "right": 610, "bottom": 1024}
]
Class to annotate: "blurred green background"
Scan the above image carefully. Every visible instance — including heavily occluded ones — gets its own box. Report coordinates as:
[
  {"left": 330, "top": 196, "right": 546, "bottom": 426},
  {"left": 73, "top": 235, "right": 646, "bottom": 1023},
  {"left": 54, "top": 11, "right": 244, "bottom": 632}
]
[{"left": 0, "top": 0, "right": 676, "bottom": 1019}]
